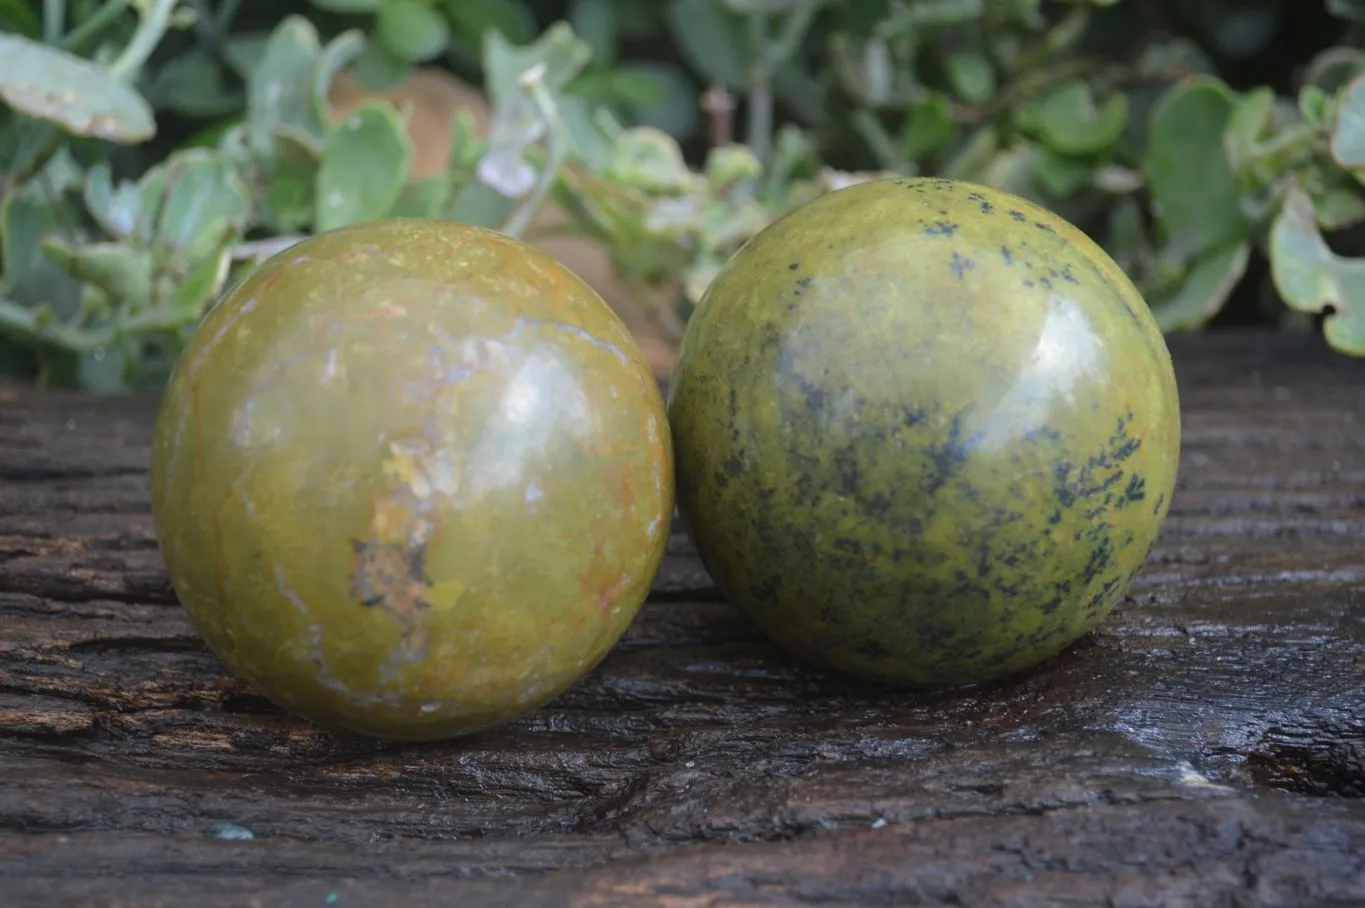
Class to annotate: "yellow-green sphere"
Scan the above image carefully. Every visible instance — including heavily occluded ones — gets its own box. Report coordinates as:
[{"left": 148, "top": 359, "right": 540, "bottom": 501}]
[
  {"left": 151, "top": 219, "right": 674, "bottom": 739},
  {"left": 667, "top": 177, "right": 1181, "bottom": 687}
]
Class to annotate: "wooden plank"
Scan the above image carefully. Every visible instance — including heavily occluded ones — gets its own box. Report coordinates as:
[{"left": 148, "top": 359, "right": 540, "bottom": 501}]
[{"left": 2, "top": 331, "right": 1364, "bottom": 907}]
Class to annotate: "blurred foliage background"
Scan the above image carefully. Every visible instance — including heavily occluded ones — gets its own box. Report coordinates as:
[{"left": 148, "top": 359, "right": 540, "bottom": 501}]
[{"left": 3, "top": 0, "right": 1365, "bottom": 390}]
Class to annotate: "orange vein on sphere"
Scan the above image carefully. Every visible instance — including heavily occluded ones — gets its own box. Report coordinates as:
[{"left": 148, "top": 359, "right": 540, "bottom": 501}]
[
  {"left": 608, "top": 460, "right": 641, "bottom": 518},
  {"left": 596, "top": 571, "right": 631, "bottom": 613},
  {"left": 349, "top": 300, "right": 408, "bottom": 324},
  {"left": 251, "top": 266, "right": 288, "bottom": 303}
]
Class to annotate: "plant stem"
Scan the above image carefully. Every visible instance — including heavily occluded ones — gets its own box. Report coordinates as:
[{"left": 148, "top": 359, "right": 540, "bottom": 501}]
[
  {"left": 43, "top": 0, "right": 66, "bottom": 44},
  {"left": 0, "top": 297, "right": 184, "bottom": 353},
  {"left": 60, "top": 0, "right": 128, "bottom": 52},
  {"left": 956, "top": 56, "right": 1091, "bottom": 124},
  {"left": 109, "top": 0, "right": 179, "bottom": 81},
  {"left": 701, "top": 84, "right": 736, "bottom": 148},
  {"left": 999, "top": 5, "right": 1089, "bottom": 77},
  {"left": 743, "top": 0, "right": 824, "bottom": 165},
  {"left": 745, "top": 12, "right": 774, "bottom": 165},
  {"left": 746, "top": 84, "right": 774, "bottom": 165},
  {"left": 1245, "top": 122, "right": 1325, "bottom": 172},
  {"left": 501, "top": 68, "right": 567, "bottom": 240}
]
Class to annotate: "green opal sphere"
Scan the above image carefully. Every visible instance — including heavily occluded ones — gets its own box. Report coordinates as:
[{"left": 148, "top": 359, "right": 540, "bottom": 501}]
[
  {"left": 150, "top": 219, "right": 674, "bottom": 740},
  {"left": 667, "top": 177, "right": 1181, "bottom": 687}
]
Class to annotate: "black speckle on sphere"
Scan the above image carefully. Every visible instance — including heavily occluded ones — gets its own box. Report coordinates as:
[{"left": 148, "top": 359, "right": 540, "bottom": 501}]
[{"left": 666, "top": 177, "right": 1182, "bottom": 688}]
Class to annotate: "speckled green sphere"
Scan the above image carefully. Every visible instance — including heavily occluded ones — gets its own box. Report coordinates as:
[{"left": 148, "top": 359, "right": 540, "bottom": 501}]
[
  {"left": 667, "top": 177, "right": 1181, "bottom": 687},
  {"left": 150, "top": 219, "right": 673, "bottom": 740}
]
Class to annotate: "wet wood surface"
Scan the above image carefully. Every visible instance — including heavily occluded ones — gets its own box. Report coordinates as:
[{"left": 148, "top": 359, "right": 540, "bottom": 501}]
[{"left": 2, "top": 331, "right": 1364, "bottom": 908}]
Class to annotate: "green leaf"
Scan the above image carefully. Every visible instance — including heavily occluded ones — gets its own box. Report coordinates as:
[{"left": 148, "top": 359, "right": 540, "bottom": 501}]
[
  {"left": 32, "top": 144, "right": 84, "bottom": 196},
  {"left": 1105, "top": 196, "right": 1154, "bottom": 283},
  {"left": 607, "top": 70, "right": 664, "bottom": 109},
  {"left": 447, "top": 108, "right": 487, "bottom": 177},
  {"left": 1223, "top": 85, "right": 1274, "bottom": 171},
  {"left": 224, "top": 33, "right": 272, "bottom": 79},
  {"left": 312, "top": 30, "right": 368, "bottom": 131},
  {"left": 1270, "top": 185, "right": 1365, "bottom": 355},
  {"left": 555, "top": 95, "right": 617, "bottom": 172},
  {"left": 308, "top": 0, "right": 380, "bottom": 10},
  {"left": 570, "top": 0, "right": 619, "bottom": 64},
  {"left": 315, "top": 102, "right": 412, "bottom": 232},
  {"left": 0, "top": 111, "right": 59, "bottom": 188},
  {"left": 903, "top": 91, "right": 955, "bottom": 161},
  {"left": 761, "top": 125, "right": 818, "bottom": 204},
  {"left": 376, "top": 0, "right": 451, "bottom": 63},
  {"left": 0, "top": 175, "right": 84, "bottom": 317},
  {"left": 945, "top": 51, "right": 996, "bottom": 105},
  {"left": 143, "top": 50, "right": 243, "bottom": 118},
  {"left": 155, "top": 150, "right": 253, "bottom": 265},
  {"left": 82, "top": 162, "right": 143, "bottom": 241},
  {"left": 132, "top": 168, "right": 169, "bottom": 247},
  {"left": 169, "top": 246, "right": 233, "bottom": 316},
  {"left": 1299, "top": 85, "right": 1331, "bottom": 125},
  {"left": 390, "top": 176, "right": 452, "bottom": 218},
  {"left": 1030, "top": 80, "right": 1129, "bottom": 156},
  {"left": 607, "top": 128, "right": 693, "bottom": 194},
  {"left": 39, "top": 238, "right": 154, "bottom": 308},
  {"left": 264, "top": 127, "right": 322, "bottom": 233},
  {"left": 1033, "top": 148, "right": 1092, "bottom": 199},
  {"left": 610, "top": 62, "right": 701, "bottom": 139},
  {"left": 1330, "top": 73, "right": 1365, "bottom": 180},
  {"left": 82, "top": 163, "right": 172, "bottom": 248},
  {"left": 1149, "top": 242, "right": 1251, "bottom": 332},
  {"left": 664, "top": 0, "right": 749, "bottom": 89},
  {"left": 705, "top": 144, "right": 762, "bottom": 191},
  {"left": 0, "top": 33, "right": 154, "bottom": 143},
  {"left": 75, "top": 341, "right": 131, "bottom": 394},
  {"left": 442, "top": 0, "right": 537, "bottom": 64},
  {"left": 1313, "top": 186, "right": 1365, "bottom": 231},
  {"left": 246, "top": 16, "right": 324, "bottom": 155},
  {"left": 1144, "top": 76, "right": 1247, "bottom": 263},
  {"left": 350, "top": 41, "right": 412, "bottom": 91},
  {"left": 446, "top": 178, "right": 517, "bottom": 228},
  {"left": 483, "top": 22, "right": 594, "bottom": 108}
]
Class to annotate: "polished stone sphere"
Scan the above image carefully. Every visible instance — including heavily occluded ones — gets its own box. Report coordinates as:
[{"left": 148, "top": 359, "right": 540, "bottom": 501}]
[
  {"left": 667, "top": 177, "right": 1181, "bottom": 687},
  {"left": 151, "top": 219, "right": 674, "bottom": 739}
]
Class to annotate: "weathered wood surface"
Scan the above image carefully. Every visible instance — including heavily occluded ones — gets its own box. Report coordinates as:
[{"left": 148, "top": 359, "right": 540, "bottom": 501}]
[{"left": 2, "top": 331, "right": 1365, "bottom": 908}]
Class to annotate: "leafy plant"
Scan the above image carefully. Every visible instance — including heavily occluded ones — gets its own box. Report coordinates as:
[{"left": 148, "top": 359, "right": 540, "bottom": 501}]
[{"left": 4, "top": 0, "right": 1365, "bottom": 391}]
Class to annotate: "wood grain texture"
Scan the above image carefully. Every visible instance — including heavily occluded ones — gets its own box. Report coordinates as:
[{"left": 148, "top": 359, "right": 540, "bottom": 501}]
[{"left": 2, "top": 332, "right": 1364, "bottom": 908}]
